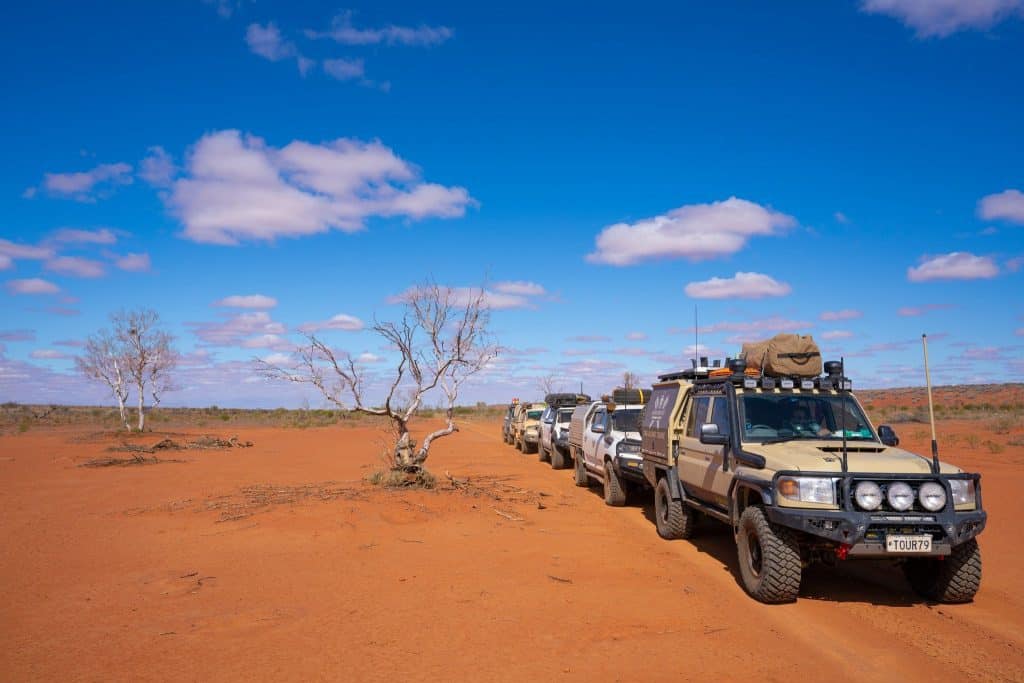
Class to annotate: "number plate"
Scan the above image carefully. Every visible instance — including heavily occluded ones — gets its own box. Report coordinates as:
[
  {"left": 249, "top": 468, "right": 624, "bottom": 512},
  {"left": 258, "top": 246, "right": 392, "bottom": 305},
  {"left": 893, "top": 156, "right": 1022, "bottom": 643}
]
[{"left": 885, "top": 535, "right": 933, "bottom": 553}]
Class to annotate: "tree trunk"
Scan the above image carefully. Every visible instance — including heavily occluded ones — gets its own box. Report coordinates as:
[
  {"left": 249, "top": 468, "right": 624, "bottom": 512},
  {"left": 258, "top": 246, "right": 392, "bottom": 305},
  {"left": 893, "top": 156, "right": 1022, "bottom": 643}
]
[
  {"left": 116, "top": 394, "right": 129, "bottom": 431},
  {"left": 393, "top": 420, "right": 418, "bottom": 470},
  {"left": 136, "top": 384, "right": 145, "bottom": 432}
]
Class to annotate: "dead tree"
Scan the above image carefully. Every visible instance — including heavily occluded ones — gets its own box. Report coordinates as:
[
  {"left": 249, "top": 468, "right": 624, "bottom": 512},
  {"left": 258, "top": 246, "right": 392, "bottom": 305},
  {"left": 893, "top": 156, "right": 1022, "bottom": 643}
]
[
  {"left": 623, "top": 371, "right": 639, "bottom": 390},
  {"left": 258, "top": 282, "right": 497, "bottom": 472},
  {"left": 538, "top": 374, "right": 558, "bottom": 397},
  {"left": 77, "top": 309, "right": 177, "bottom": 431},
  {"left": 76, "top": 331, "right": 131, "bottom": 430}
]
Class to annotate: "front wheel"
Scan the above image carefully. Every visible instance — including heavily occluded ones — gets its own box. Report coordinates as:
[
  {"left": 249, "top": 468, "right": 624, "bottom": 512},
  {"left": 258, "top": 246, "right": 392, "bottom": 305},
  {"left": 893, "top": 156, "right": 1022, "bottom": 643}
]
[
  {"left": 603, "top": 460, "right": 627, "bottom": 506},
  {"left": 736, "top": 506, "right": 801, "bottom": 604},
  {"left": 573, "top": 450, "right": 589, "bottom": 487},
  {"left": 538, "top": 443, "right": 549, "bottom": 462},
  {"left": 551, "top": 447, "right": 567, "bottom": 470},
  {"left": 654, "top": 477, "right": 692, "bottom": 540},
  {"left": 904, "top": 539, "right": 981, "bottom": 603}
]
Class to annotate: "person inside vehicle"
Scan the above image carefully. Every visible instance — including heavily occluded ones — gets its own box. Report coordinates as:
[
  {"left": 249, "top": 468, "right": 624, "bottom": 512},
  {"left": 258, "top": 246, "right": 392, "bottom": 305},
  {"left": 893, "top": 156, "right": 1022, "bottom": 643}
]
[{"left": 790, "top": 404, "right": 831, "bottom": 437}]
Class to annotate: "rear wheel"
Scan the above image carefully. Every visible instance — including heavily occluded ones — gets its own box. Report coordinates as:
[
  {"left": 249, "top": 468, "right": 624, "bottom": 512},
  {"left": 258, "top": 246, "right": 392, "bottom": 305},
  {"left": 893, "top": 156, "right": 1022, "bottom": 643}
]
[
  {"left": 551, "top": 447, "right": 567, "bottom": 470},
  {"left": 603, "top": 459, "right": 627, "bottom": 506},
  {"left": 654, "top": 477, "right": 692, "bottom": 540},
  {"left": 573, "top": 449, "right": 589, "bottom": 487},
  {"left": 538, "top": 443, "right": 548, "bottom": 462},
  {"left": 736, "top": 506, "right": 801, "bottom": 604},
  {"left": 517, "top": 437, "right": 527, "bottom": 453},
  {"left": 904, "top": 539, "right": 981, "bottom": 603}
]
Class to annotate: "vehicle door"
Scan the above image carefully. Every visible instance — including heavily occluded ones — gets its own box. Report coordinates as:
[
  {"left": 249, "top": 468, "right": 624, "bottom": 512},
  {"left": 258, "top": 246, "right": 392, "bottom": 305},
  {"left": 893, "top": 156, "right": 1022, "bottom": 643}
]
[
  {"left": 678, "top": 394, "right": 724, "bottom": 505},
  {"left": 693, "top": 396, "right": 733, "bottom": 507},
  {"left": 540, "top": 406, "right": 554, "bottom": 448},
  {"left": 583, "top": 406, "right": 607, "bottom": 469}
]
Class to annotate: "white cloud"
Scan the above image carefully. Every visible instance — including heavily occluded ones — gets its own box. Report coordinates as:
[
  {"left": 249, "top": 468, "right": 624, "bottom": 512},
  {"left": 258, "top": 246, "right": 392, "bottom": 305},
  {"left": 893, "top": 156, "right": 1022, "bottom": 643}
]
[
  {"left": 260, "top": 352, "right": 293, "bottom": 366},
  {"left": 861, "top": 0, "right": 1024, "bottom": 37},
  {"left": 215, "top": 294, "right": 278, "bottom": 309},
  {"left": 240, "top": 334, "right": 291, "bottom": 350},
  {"left": 168, "top": 130, "right": 475, "bottom": 244},
  {"left": 44, "top": 256, "right": 106, "bottom": 278},
  {"left": 387, "top": 284, "right": 539, "bottom": 310},
  {"left": 821, "top": 330, "right": 854, "bottom": 340},
  {"left": 30, "top": 349, "right": 70, "bottom": 360},
  {"left": 684, "top": 272, "right": 791, "bottom": 299},
  {"left": 0, "top": 254, "right": 10, "bottom": 270},
  {"left": 189, "top": 311, "right": 286, "bottom": 346},
  {"left": 6, "top": 278, "right": 60, "bottom": 295},
  {"left": 978, "top": 188, "right": 1024, "bottom": 224},
  {"left": 897, "top": 303, "right": 954, "bottom": 316},
  {"left": 323, "top": 58, "right": 365, "bottom": 81},
  {"left": 834, "top": 211, "right": 850, "bottom": 224},
  {"left": 298, "top": 313, "right": 365, "bottom": 334},
  {"left": 114, "top": 252, "right": 151, "bottom": 272},
  {"left": 820, "top": 309, "right": 862, "bottom": 321},
  {"left": 245, "top": 22, "right": 311, "bottom": 75},
  {"left": 357, "top": 352, "right": 382, "bottom": 363},
  {"left": 50, "top": 227, "right": 117, "bottom": 244},
  {"left": 907, "top": 252, "right": 999, "bottom": 282},
  {"left": 587, "top": 197, "right": 796, "bottom": 266},
  {"left": 307, "top": 12, "right": 454, "bottom": 46},
  {"left": 0, "top": 239, "right": 53, "bottom": 260},
  {"left": 493, "top": 280, "right": 546, "bottom": 296},
  {"left": 41, "top": 162, "right": 133, "bottom": 200},
  {"left": 140, "top": 146, "right": 176, "bottom": 187},
  {"left": 626, "top": 331, "right": 647, "bottom": 341}
]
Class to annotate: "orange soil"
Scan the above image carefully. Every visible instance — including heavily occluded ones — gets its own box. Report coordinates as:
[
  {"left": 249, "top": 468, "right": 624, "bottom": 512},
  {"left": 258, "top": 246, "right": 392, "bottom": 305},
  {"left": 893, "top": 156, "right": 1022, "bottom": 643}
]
[{"left": 1, "top": 417, "right": 1023, "bottom": 682}]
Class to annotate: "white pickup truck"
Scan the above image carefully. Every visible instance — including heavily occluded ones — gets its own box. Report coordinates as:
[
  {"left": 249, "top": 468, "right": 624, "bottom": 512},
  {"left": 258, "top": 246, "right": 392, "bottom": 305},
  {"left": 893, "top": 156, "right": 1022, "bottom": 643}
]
[
  {"left": 539, "top": 393, "right": 590, "bottom": 469},
  {"left": 567, "top": 389, "right": 649, "bottom": 505}
]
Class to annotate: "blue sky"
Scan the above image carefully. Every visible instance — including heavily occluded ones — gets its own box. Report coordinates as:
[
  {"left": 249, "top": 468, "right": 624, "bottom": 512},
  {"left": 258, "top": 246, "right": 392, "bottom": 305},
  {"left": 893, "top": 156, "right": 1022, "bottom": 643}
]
[{"left": 1, "top": 0, "right": 1023, "bottom": 408}]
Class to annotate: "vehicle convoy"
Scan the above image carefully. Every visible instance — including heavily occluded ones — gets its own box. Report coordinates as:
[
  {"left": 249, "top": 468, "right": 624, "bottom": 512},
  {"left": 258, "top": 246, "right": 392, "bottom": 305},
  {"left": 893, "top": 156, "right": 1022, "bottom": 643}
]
[
  {"left": 501, "top": 399, "right": 519, "bottom": 444},
  {"left": 538, "top": 393, "right": 591, "bottom": 469},
  {"left": 511, "top": 401, "right": 547, "bottom": 454},
  {"left": 641, "top": 334, "right": 987, "bottom": 604},
  {"left": 568, "top": 388, "right": 650, "bottom": 505}
]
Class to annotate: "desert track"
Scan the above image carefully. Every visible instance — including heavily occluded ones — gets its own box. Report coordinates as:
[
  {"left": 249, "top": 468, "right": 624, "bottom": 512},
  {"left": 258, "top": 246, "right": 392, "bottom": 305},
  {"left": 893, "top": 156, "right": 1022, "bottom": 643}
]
[{"left": 2, "top": 419, "right": 1022, "bottom": 681}]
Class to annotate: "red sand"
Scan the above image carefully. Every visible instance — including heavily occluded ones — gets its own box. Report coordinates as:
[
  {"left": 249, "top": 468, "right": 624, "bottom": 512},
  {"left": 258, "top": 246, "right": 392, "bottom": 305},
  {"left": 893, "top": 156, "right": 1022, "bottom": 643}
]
[{"left": 2, "top": 416, "right": 1022, "bottom": 681}]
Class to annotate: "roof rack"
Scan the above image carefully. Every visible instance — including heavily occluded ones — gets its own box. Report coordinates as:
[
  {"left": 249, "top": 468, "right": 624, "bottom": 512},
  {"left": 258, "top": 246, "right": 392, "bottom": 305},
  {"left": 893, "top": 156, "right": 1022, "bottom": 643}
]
[{"left": 658, "top": 357, "right": 853, "bottom": 391}]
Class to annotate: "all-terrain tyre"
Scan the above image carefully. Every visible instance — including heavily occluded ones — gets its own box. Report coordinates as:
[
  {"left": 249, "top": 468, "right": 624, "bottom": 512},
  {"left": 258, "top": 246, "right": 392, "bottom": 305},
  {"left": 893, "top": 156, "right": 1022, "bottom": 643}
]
[
  {"left": 517, "top": 438, "right": 527, "bottom": 454},
  {"left": 603, "top": 459, "right": 627, "bottom": 506},
  {"left": 736, "top": 506, "right": 802, "bottom": 604},
  {"left": 573, "top": 450, "right": 589, "bottom": 487},
  {"left": 654, "top": 477, "right": 693, "bottom": 540},
  {"left": 903, "top": 539, "right": 981, "bottom": 603},
  {"left": 538, "top": 443, "right": 549, "bottom": 463},
  {"left": 551, "top": 447, "right": 567, "bottom": 470}
]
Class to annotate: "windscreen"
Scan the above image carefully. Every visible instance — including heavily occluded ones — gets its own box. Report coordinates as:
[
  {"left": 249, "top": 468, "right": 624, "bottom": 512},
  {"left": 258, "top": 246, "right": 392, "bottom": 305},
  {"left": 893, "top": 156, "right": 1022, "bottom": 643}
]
[
  {"left": 527, "top": 410, "right": 543, "bottom": 420},
  {"left": 557, "top": 409, "right": 573, "bottom": 424},
  {"left": 739, "top": 393, "right": 876, "bottom": 442},
  {"left": 610, "top": 409, "right": 642, "bottom": 433}
]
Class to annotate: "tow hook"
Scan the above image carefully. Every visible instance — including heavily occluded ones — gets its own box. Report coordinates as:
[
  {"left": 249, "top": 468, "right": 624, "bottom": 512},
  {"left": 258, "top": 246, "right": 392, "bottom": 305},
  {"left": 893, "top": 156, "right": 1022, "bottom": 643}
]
[{"left": 835, "top": 543, "right": 851, "bottom": 561}]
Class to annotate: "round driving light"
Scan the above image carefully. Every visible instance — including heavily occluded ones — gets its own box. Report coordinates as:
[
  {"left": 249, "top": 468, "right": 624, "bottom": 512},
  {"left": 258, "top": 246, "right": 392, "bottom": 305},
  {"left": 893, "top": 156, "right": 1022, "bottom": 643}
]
[
  {"left": 887, "top": 482, "right": 914, "bottom": 511},
  {"left": 854, "top": 481, "right": 883, "bottom": 510},
  {"left": 918, "top": 482, "right": 947, "bottom": 512}
]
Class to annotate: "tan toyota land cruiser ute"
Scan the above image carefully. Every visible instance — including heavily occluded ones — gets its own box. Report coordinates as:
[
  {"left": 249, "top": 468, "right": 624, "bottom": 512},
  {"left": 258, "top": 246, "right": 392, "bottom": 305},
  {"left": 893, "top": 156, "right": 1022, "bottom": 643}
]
[
  {"left": 641, "top": 341, "right": 986, "bottom": 604},
  {"left": 511, "top": 402, "right": 546, "bottom": 454}
]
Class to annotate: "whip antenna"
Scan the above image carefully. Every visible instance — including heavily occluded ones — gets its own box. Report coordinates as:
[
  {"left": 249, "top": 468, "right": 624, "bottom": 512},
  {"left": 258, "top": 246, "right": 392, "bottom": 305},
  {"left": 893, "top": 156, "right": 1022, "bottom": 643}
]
[
  {"left": 921, "top": 334, "right": 941, "bottom": 474},
  {"left": 840, "top": 356, "right": 848, "bottom": 473}
]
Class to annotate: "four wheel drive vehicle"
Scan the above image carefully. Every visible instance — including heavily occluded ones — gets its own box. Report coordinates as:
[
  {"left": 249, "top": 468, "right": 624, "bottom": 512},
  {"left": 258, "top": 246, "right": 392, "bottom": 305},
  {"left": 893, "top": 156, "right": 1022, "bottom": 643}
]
[
  {"left": 511, "top": 402, "right": 547, "bottom": 453},
  {"left": 539, "top": 393, "right": 591, "bottom": 468},
  {"left": 501, "top": 400, "right": 519, "bottom": 444},
  {"left": 641, "top": 358, "right": 986, "bottom": 604},
  {"left": 568, "top": 388, "right": 650, "bottom": 505}
]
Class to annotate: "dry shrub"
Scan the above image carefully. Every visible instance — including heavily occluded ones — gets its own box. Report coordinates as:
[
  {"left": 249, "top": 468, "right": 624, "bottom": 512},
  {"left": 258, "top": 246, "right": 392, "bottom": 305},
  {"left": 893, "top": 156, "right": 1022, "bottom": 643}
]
[
  {"left": 366, "top": 468, "right": 436, "bottom": 489},
  {"left": 986, "top": 415, "right": 1018, "bottom": 434},
  {"left": 1008, "top": 436, "right": 1024, "bottom": 447},
  {"left": 983, "top": 440, "right": 1005, "bottom": 454}
]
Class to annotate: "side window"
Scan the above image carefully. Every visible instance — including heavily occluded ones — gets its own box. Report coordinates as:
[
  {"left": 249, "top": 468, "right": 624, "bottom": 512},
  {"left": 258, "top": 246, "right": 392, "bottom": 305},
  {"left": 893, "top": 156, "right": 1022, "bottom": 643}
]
[
  {"left": 685, "top": 397, "right": 710, "bottom": 437},
  {"left": 710, "top": 396, "right": 731, "bottom": 437},
  {"left": 591, "top": 409, "right": 606, "bottom": 432}
]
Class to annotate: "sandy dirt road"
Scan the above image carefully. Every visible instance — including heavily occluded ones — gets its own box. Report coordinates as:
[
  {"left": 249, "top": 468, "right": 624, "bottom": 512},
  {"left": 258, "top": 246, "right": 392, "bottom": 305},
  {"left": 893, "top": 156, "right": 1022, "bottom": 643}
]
[{"left": 1, "top": 419, "right": 1022, "bottom": 681}]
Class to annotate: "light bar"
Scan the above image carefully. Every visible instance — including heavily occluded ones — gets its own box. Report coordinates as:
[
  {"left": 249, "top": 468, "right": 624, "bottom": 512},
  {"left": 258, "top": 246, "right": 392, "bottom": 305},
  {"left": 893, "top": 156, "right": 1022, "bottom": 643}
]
[
  {"left": 743, "top": 378, "right": 757, "bottom": 388},
  {"left": 761, "top": 377, "right": 776, "bottom": 389},
  {"left": 800, "top": 380, "right": 814, "bottom": 390},
  {"left": 780, "top": 378, "right": 794, "bottom": 389}
]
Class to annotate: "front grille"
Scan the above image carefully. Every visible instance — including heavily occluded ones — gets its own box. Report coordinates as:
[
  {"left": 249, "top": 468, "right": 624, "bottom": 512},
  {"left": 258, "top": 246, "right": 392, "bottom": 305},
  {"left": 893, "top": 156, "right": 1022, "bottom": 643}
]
[{"left": 863, "top": 524, "right": 945, "bottom": 543}]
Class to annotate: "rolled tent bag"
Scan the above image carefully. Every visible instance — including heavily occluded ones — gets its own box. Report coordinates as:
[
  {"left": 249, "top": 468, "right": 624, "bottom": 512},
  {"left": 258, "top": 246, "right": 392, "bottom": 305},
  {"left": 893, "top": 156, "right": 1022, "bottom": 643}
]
[{"left": 742, "top": 334, "right": 822, "bottom": 377}]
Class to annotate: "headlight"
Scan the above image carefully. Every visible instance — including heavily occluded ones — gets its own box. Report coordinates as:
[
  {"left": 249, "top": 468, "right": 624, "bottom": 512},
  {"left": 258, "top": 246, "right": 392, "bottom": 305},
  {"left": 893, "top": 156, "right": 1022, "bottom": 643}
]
[
  {"left": 854, "top": 481, "right": 883, "bottom": 510},
  {"left": 887, "top": 482, "right": 914, "bottom": 511},
  {"left": 617, "top": 441, "right": 640, "bottom": 456},
  {"left": 777, "top": 476, "right": 836, "bottom": 505},
  {"left": 918, "top": 482, "right": 947, "bottom": 511},
  {"left": 950, "top": 479, "right": 976, "bottom": 508}
]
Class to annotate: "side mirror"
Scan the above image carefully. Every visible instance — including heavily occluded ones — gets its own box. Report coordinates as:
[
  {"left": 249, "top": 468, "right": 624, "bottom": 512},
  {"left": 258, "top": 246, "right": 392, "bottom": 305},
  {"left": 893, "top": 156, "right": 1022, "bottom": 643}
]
[
  {"left": 699, "top": 423, "right": 728, "bottom": 446},
  {"left": 877, "top": 425, "right": 899, "bottom": 446}
]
